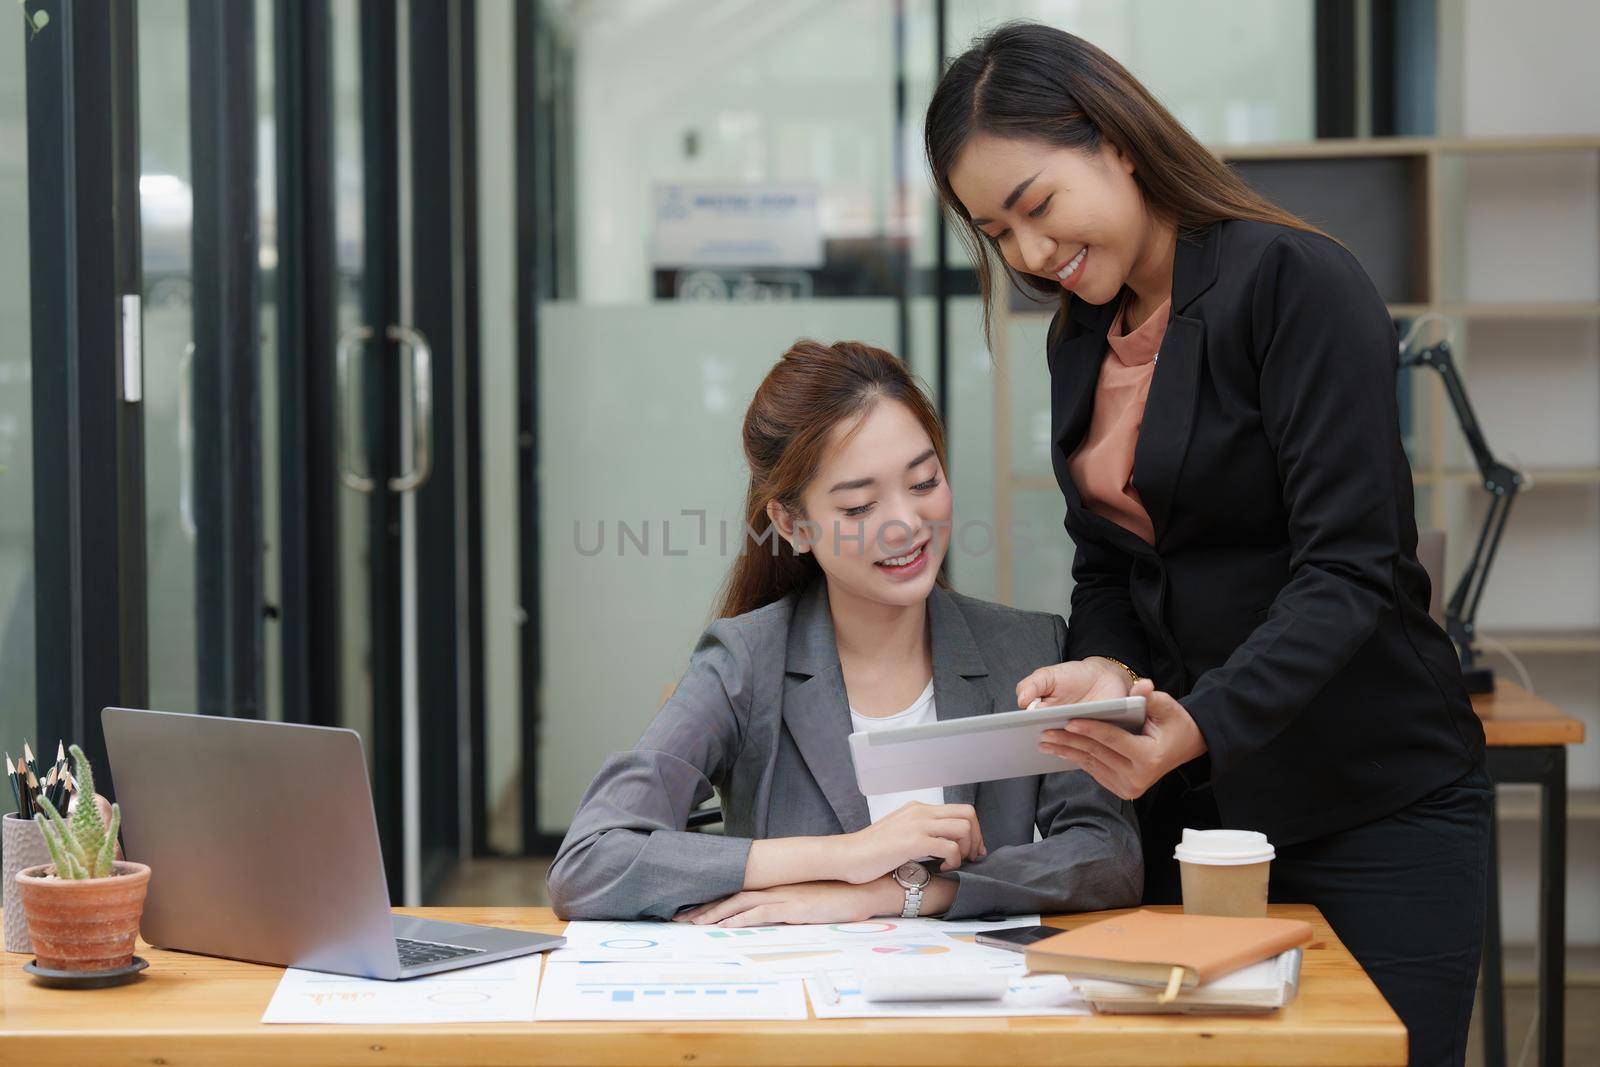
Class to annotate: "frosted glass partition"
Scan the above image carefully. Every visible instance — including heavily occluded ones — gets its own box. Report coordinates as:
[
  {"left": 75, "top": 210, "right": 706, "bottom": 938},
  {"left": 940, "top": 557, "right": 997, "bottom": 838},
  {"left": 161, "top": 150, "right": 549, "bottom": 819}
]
[
  {"left": 1011, "top": 488, "right": 1076, "bottom": 617},
  {"left": 332, "top": 0, "right": 374, "bottom": 766},
  {"left": 257, "top": 0, "right": 280, "bottom": 720},
  {"left": 539, "top": 299, "right": 934, "bottom": 832},
  {"left": 568, "top": 0, "right": 907, "bottom": 305},
  {"left": 1008, "top": 311, "right": 1056, "bottom": 484},
  {"left": 943, "top": 1, "right": 1314, "bottom": 145},
  {"left": 476, "top": 0, "right": 521, "bottom": 853},
  {"left": 943, "top": 294, "right": 1078, "bottom": 617},
  {"left": 535, "top": 302, "right": 1074, "bottom": 828},
  {"left": 0, "top": 25, "right": 35, "bottom": 742},
  {"left": 944, "top": 296, "right": 999, "bottom": 602},
  {"left": 139, "top": 0, "right": 199, "bottom": 714}
]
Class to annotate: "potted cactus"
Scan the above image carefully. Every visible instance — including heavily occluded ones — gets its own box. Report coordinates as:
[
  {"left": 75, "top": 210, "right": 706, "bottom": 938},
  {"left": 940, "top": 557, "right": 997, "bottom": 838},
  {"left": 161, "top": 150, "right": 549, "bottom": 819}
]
[{"left": 14, "top": 745, "right": 150, "bottom": 975}]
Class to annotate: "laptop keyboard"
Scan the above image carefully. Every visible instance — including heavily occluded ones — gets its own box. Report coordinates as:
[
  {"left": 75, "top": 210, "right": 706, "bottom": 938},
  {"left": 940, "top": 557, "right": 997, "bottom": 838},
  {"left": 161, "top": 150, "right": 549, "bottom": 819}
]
[{"left": 396, "top": 937, "right": 486, "bottom": 968}]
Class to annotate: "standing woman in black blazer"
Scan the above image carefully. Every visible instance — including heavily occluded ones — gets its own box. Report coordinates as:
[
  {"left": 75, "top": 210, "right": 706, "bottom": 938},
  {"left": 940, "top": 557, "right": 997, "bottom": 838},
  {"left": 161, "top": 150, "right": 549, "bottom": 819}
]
[{"left": 926, "top": 23, "right": 1489, "bottom": 1067}]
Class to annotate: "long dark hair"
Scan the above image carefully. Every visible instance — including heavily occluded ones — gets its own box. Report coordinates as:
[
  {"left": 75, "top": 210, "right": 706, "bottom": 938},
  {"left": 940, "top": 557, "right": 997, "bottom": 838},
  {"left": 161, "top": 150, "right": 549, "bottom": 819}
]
[
  {"left": 925, "top": 21, "right": 1327, "bottom": 341},
  {"left": 715, "top": 340, "right": 951, "bottom": 619}
]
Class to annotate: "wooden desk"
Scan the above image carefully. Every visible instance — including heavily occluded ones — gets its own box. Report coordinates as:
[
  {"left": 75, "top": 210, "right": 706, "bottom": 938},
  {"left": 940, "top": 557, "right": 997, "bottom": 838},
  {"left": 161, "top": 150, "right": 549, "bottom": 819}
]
[
  {"left": 0, "top": 904, "right": 1405, "bottom": 1066},
  {"left": 1472, "top": 680, "right": 1585, "bottom": 1067},
  {"left": 1474, "top": 678, "right": 1586, "bottom": 747}
]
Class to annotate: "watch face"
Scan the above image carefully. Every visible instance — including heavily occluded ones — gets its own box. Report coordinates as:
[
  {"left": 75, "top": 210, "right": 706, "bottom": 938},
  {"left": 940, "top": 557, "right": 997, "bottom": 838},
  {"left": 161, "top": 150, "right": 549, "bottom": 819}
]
[{"left": 895, "top": 861, "right": 932, "bottom": 888}]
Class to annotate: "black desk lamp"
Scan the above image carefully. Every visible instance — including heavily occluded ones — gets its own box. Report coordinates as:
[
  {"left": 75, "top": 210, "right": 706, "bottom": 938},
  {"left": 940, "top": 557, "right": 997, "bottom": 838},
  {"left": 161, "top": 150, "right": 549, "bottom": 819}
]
[{"left": 1399, "top": 332, "right": 1523, "bottom": 694}]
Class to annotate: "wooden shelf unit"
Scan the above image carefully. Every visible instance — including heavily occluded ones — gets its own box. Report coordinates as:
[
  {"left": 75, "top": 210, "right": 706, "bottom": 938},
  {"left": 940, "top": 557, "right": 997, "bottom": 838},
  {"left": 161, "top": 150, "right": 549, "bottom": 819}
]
[
  {"left": 1481, "top": 629, "right": 1600, "bottom": 655},
  {"left": 1413, "top": 467, "right": 1600, "bottom": 487},
  {"left": 989, "top": 136, "right": 1600, "bottom": 660}
]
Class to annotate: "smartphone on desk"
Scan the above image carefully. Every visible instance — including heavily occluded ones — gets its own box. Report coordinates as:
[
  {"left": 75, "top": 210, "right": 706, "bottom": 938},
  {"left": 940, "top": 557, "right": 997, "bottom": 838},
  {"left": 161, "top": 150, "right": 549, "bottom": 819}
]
[{"left": 974, "top": 925, "right": 1058, "bottom": 953}]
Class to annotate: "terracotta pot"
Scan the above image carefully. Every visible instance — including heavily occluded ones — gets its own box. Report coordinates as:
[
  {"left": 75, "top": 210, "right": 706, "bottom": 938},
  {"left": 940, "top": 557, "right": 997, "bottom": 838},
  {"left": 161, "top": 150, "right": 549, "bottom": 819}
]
[{"left": 15, "top": 861, "right": 150, "bottom": 971}]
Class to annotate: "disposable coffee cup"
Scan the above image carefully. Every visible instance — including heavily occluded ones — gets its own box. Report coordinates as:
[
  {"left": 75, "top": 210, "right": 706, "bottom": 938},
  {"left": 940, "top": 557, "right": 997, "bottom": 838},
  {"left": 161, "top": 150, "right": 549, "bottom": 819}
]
[{"left": 1174, "top": 828, "right": 1275, "bottom": 918}]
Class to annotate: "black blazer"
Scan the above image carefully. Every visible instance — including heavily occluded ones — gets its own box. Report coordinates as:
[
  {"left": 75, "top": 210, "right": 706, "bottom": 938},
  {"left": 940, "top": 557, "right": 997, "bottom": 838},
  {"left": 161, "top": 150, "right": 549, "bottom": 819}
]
[{"left": 1049, "top": 219, "right": 1485, "bottom": 849}]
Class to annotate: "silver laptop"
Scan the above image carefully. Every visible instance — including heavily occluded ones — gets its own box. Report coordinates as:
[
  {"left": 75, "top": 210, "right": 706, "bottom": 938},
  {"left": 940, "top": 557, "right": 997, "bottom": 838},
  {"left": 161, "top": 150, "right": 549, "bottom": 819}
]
[{"left": 103, "top": 707, "right": 564, "bottom": 979}]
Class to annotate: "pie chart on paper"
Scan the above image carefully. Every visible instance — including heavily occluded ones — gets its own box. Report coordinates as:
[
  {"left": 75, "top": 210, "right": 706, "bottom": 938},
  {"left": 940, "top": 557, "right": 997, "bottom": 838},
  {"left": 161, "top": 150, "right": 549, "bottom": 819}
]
[
  {"left": 870, "top": 943, "right": 951, "bottom": 956},
  {"left": 828, "top": 921, "right": 898, "bottom": 935}
]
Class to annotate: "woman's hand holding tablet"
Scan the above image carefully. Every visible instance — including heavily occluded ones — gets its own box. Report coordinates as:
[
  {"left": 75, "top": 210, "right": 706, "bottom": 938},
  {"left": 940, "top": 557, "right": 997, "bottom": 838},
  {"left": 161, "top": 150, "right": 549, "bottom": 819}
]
[
  {"left": 847, "top": 694, "right": 1147, "bottom": 796},
  {"left": 1037, "top": 678, "right": 1208, "bottom": 801}
]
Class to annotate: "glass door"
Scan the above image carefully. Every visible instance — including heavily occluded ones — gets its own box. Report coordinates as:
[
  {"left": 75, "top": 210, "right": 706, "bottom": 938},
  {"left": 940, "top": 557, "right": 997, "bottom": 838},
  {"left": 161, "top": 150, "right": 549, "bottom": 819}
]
[
  {"left": 329, "top": 0, "right": 471, "bottom": 905},
  {"left": 12, "top": 0, "right": 474, "bottom": 904},
  {"left": 123, "top": 0, "right": 467, "bottom": 903},
  {"left": 136, "top": 0, "right": 274, "bottom": 724}
]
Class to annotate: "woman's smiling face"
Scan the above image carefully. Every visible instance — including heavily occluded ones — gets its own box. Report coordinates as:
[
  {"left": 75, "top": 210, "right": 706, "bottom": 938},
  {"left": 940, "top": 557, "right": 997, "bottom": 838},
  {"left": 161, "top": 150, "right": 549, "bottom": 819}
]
[
  {"left": 773, "top": 397, "right": 952, "bottom": 611},
  {"left": 947, "top": 132, "right": 1151, "bottom": 307}
]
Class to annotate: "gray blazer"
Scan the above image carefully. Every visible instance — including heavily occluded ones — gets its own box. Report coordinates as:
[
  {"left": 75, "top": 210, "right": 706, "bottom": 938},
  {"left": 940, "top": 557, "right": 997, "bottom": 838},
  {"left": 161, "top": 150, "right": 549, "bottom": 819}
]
[{"left": 547, "top": 579, "right": 1143, "bottom": 920}]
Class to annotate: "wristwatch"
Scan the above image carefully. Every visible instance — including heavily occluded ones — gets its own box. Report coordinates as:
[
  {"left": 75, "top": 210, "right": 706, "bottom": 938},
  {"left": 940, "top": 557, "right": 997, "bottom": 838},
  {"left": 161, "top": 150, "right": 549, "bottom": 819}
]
[{"left": 892, "top": 860, "right": 936, "bottom": 918}]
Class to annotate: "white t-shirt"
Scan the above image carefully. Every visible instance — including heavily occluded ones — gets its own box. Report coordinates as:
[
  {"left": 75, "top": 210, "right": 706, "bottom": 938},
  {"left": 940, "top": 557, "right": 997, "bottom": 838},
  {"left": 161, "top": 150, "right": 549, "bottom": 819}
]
[{"left": 849, "top": 678, "right": 946, "bottom": 824}]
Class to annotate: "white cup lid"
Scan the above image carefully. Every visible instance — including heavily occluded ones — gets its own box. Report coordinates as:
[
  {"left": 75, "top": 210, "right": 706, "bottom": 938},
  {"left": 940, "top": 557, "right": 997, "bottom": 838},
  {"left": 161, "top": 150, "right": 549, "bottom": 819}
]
[{"left": 1173, "top": 828, "right": 1275, "bottom": 866}]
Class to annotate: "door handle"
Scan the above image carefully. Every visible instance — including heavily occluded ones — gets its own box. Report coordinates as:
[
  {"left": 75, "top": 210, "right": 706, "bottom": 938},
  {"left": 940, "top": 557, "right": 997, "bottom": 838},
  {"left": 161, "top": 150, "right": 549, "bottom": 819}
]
[
  {"left": 386, "top": 324, "right": 432, "bottom": 494},
  {"left": 336, "top": 325, "right": 376, "bottom": 492}
]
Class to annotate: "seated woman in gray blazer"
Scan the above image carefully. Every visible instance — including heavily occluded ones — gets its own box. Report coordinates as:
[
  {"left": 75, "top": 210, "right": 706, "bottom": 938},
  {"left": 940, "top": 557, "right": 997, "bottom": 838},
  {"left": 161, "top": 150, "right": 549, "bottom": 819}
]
[{"left": 548, "top": 339, "right": 1142, "bottom": 924}]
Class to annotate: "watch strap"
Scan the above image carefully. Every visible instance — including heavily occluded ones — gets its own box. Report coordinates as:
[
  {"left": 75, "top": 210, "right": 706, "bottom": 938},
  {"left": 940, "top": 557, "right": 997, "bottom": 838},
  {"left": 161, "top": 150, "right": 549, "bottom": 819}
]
[{"left": 900, "top": 882, "right": 925, "bottom": 918}]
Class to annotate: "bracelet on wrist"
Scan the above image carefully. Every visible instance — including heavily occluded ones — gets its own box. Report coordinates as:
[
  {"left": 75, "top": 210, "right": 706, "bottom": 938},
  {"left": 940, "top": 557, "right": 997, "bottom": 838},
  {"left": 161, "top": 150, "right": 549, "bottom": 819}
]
[{"left": 1102, "top": 656, "right": 1141, "bottom": 687}]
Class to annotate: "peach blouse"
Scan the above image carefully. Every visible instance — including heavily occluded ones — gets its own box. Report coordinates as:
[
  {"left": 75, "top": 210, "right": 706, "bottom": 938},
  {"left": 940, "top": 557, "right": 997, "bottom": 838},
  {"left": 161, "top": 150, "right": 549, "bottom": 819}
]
[{"left": 1065, "top": 295, "right": 1172, "bottom": 545}]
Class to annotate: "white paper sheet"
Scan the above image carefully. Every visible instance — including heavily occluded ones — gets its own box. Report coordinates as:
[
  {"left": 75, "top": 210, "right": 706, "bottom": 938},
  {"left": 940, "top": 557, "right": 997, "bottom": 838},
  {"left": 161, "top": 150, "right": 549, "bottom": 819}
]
[
  {"left": 552, "top": 915, "right": 1043, "bottom": 968},
  {"left": 805, "top": 972, "right": 1090, "bottom": 1019},
  {"left": 548, "top": 917, "right": 1066, "bottom": 1020},
  {"left": 535, "top": 960, "right": 808, "bottom": 1021},
  {"left": 260, "top": 954, "right": 541, "bottom": 1024}
]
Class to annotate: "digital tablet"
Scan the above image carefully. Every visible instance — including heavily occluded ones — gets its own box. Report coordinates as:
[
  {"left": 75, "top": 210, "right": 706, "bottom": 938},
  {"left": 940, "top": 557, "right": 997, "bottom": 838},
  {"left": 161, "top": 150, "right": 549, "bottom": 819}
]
[{"left": 847, "top": 696, "right": 1145, "bottom": 796}]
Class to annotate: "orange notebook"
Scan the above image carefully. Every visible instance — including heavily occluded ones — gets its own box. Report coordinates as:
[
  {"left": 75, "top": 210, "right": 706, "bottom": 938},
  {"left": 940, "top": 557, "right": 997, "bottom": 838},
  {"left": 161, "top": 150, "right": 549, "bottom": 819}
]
[{"left": 1024, "top": 911, "right": 1313, "bottom": 1000}]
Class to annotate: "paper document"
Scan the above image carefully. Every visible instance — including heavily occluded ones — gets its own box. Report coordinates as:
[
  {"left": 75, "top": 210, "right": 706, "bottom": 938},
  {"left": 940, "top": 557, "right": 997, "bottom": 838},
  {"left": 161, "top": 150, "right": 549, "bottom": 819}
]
[
  {"left": 553, "top": 915, "right": 1042, "bottom": 966},
  {"left": 535, "top": 960, "right": 808, "bottom": 1021},
  {"left": 550, "top": 916, "right": 1068, "bottom": 1019},
  {"left": 805, "top": 951, "right": 1088, "bottom": 1017},
  {"left": 260, "top": 955, "right": 541, "bottom": 1024},
  {"left": 806, "top": 971, "right": 1089, "bottom": 1019}
]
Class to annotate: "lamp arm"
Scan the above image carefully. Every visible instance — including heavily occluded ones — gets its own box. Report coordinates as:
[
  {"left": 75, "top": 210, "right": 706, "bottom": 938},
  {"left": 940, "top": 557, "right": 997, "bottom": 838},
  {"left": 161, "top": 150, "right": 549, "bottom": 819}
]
[
  {"left": 1399, "top": 340, "right": 1524, "bottom": 663},
  {"left": 1399, "top": 341, "right": 1520, "bottom": 491}
]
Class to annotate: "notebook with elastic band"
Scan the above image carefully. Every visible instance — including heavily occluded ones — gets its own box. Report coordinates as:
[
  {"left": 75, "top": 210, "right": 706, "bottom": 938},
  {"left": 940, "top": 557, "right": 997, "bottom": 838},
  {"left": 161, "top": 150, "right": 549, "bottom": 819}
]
[{"left": 1023, "top": 910, "right": 1313, "bottom": 1003}]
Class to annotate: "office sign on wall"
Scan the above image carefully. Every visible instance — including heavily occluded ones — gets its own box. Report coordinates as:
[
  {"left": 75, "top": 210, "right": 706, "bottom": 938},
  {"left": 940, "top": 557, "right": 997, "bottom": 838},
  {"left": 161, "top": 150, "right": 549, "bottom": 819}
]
[{"left": 651, "top": 183, "right": 823, "bottom": 269}]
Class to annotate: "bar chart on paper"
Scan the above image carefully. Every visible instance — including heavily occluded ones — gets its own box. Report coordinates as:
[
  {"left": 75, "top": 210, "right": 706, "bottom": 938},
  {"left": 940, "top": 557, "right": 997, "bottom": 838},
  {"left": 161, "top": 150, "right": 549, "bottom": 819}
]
[
  {"left": 535, "top": 962, "right": 809, "bottom": 1021},
  {"left": 540, "top": 917, "right": 1051, "bottom": 1018}
]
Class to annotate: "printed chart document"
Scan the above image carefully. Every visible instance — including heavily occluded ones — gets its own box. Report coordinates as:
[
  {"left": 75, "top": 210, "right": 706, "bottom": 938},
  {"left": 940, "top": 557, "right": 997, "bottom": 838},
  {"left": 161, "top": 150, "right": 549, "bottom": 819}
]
[
  {"left": 550, "top": 915, "right": 1075, "bottom": 1020},
  {"left": 261, "top": 955, "right": 541, "bottom": 1024},
  {"left": 553, "top": 914, "right": 1042, "bottom": 967},
  {"left": 535, "top": 960, "right": 808, "bottom": 1021}
]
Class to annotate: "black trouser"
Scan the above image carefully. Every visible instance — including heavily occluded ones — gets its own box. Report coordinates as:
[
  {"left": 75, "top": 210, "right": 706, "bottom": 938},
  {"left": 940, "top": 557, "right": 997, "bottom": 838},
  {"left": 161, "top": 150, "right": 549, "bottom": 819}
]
[{"left": 1141, "top": 764, "right": 1493, "bottom": 1067}]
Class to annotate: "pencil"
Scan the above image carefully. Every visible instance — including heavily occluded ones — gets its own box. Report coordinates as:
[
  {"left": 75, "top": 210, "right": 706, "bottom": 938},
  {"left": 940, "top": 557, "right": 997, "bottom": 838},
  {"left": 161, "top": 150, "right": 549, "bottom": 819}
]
[
  {"left": 13, "top": 758, "right": 30, "bottom": 820},
  {"left": 5, "top": 754, "right": 18, "bottom": 814},
  {"left": 22, "top": 754, "right": 35, "bottom": 819}
]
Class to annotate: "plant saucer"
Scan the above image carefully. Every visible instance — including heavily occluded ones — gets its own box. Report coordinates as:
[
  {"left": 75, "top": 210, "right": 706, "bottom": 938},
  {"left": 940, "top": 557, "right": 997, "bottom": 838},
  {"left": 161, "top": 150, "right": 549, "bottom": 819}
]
[{"left": 23, "top": 956, "right": 149, "bottom": 988}]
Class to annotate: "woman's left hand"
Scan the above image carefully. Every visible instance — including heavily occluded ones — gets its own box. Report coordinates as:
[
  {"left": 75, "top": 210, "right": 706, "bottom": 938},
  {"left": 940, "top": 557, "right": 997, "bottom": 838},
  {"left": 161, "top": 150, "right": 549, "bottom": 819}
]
[
  {"left": 672, "top": 878, "right": 899, "bottom": 928},
  {"left": 1039, "top": 679, "right": 1207, "bottom": 800}
]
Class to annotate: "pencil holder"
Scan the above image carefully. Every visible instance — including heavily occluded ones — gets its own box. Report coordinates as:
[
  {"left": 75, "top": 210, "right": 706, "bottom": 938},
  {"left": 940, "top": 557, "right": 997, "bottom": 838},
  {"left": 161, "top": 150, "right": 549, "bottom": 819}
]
[{"left": 4, "top": 811, "right": 51, "bottom": 952}]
